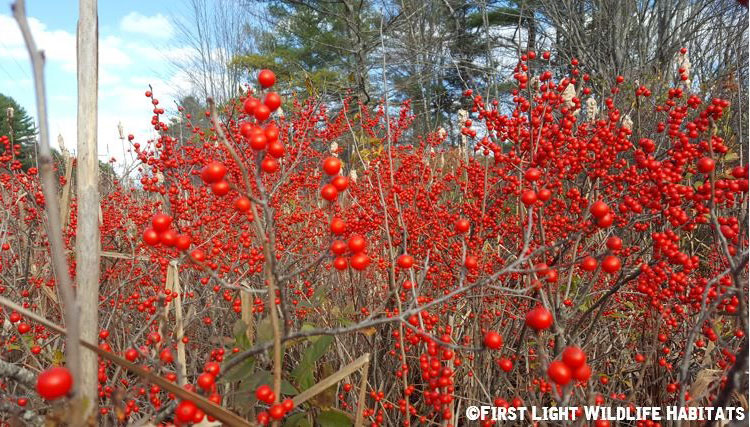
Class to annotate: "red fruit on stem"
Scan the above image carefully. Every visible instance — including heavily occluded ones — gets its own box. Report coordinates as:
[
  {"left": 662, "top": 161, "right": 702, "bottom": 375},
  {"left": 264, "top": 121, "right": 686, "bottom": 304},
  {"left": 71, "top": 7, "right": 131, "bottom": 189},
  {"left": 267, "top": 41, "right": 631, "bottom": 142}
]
[
  {"left": 330, "top": 218, "right": 346, "bottom": 235},
  {"left": 350, "top": 252, "right": 370, "bottom": 270},
  {"left": 36, "top": 367, "right": 73, "bottom": 400},
  {"left": 211, "top": 180, "right": 230, "bottom": 196},
  {"left": 321, "top": 184, "right": 338, "bottom": 201},
  {"left": 601, "top": 255, "right": 621, "bottom": 273},
  {"left": 526, "top": 306, "right": 554, "bottom": 330},
  {"left": 397, "top": 254, "right": 415, "bottom": 269},
  {"left": 524, "top": 168, "right": 542, "bottom": 181},
  {"left": 498, "top": 358, "right": 513, "bottom": 372},
  {"left": 572, "top": 364, "right": 592, "bottom": 382},
  {"left": 455, "top": 218, "right": 470, "bottom": 233},
  {"left": 547, "top": 361, "right": 572, "bottom": 385},
  {"left": 521, "top": 190, "right": 537, "bottom": 206},
  {"left": 267, "top": 141, "right": 285, "bottom": 158},
  {"left": 483, "top": 331, "right": 503, "bottom": 349},
  {"left": 322, "top": 157, "right": 342, "bottom": 175},
  {"left": 333, "top": 256, "right": 348, "bottom": 270},
  {"left": 243, "top": 97, "right": 260, "bottom": 115},
  {"left": 258, "top": 69, "right": 276, "bottom": 88},
  {"left": 581, "top": 256, "right": 598, "bottom": 271},
  {"left": 589, "top": 201, "right": 610, "bottom": 219},
  {"left": 151, "top": 213, "right": 172, "bottom": 232},
  {"left": 201, "top": 161, "right": 227, "bottom": 184},
  {"left": 265, "top": 92, "right": 282, "bottom": 111},
  {"left": 175, "top": 400, "right": 198, "bottom": 423},
  {"left": 562, "top": 347, "right": 586, "bottom": 369},
  {"left": 697, "top": 157, "right": 715, "bottom": 173},
  {"left": 348, "top": 235, "right": 366, "bottom": 253},
  {"left": 332, "top": 175, "right": 349, "bottom": 191},
  {"left": 255, "top": 104, "right": 271, "bottom": 121},
  {"left": 234, "top": 197, "right": 251, "bottom": 212},
  {"left": 143, "top": 228, "right": 159, "bottom": 246}
]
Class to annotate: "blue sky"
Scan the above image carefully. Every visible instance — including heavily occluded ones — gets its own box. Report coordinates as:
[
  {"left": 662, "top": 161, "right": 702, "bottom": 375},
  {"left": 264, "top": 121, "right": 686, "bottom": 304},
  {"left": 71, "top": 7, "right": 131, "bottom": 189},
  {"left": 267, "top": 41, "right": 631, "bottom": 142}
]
[{"left": 0, "top": 1, "right": 194, "bottom": 166}]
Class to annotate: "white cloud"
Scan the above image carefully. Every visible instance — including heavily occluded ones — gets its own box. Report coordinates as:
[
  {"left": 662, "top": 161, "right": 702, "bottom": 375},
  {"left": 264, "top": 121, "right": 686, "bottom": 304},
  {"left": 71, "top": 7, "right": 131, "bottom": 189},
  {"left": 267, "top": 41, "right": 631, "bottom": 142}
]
[
  {"left": 0, "top": 14, "right": 131, "bottom": 75},
  {"left": 0, "top": 14, "right": 76, "bottom": 71},
  {"left": 119, "top": 12, "right": 173, "bottom": 39},
  {"left": 0, "top": 10, "right": 188, "bottom": 171},
  {"left": 126, "top": 44, "right": 194, "bottom": 63}
]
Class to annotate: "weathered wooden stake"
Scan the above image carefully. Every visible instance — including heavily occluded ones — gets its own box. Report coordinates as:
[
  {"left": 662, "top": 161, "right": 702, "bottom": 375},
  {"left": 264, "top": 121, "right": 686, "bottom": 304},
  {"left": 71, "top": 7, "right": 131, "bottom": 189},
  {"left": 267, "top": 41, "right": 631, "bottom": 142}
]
[{"left": 76, "top": 0, "right": 100, "bottom": 415}]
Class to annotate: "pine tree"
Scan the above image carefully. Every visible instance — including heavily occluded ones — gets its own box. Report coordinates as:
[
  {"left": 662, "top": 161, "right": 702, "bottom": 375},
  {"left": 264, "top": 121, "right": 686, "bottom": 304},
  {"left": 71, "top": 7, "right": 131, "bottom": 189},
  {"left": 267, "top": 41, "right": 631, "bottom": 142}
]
[{"left": 0, "top": 93, "right": 38, "bottom": 169}]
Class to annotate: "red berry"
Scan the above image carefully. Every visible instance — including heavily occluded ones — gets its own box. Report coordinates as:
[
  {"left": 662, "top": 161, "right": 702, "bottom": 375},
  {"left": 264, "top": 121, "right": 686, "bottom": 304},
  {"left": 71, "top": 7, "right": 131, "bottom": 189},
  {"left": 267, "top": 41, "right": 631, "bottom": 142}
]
[
  {"left": 330, "top": 218, "right": 346, "bottom": 235},
  {"left": 321, "top": 184, "right": 338, "bottom": 201},
  {"left": 697, "top": 157, "right": 715, "bottom": 173},
  {"left": 524, "top": 168, "right": 542, "bottom": 181},
  {"left": 197, "top": 373, "right": 216, "bottom": 390},
  {"left": 322, "top": 157, "right": 342, "bottom": 175},
  {"left": 124, "top": 348, "right": 139, "bottom": 362},
  {"left": 258, "top": 69, "right": 276, "bottom": 88},
  {"left": 589, "top": 201, "right": 610, "bottom": 219},
  {"left": 520, "top": 190, "right": 537, "bottom": 206},
  {"left": 483, "top": 331, "right": 503, "bottom": 350},
  {"left": 264, "top": 92, "right": 282, "bottom": 111},
  {"left": 525, "top": 306, "right": 553, "bottom": 330},
  {"left": 331, "top": 240, "right": 348, "bottom": 255},
  {"left": 455, "top": 218, "right": 470, "bottom": 233},
  {"left": 211, "top": 180, "right": 230, "bottom": 196},
  {"left": 397, "top": 254, "right": 415, "bottom": 269},
  {"left": 234, "top": 197, "right": 251, "bottom": 212},
  {"left": 348, "top": 234, "right": 366, "bottom": 253},
  {"left": 547, "top": 361, "right": 572, "bottom": 385},
  {"left": 581, "top": 256, "right": 597, "bottom": 271},
  {"left": 36, "top": 367, "right": 73, "bottom": 400},
  {"left": 601, "top": 256, "right": 621, "bottom": 274},
  {"left": 142, "top": 228, "right": 159, "bottom": 246},
  {"left": 350, "top": 252, "right": 370, "bottom": 270},
  {"left": 268, "top": 404, "right": 285, "bottom": 420},
  {"left": 255, "top": 104, "right": 271, "bottom": 121},
  {"left": 151, "top": 213, "right": 172, "bottom": 233},
  {"left": 331, "top": 175, "right": 349, "bottom": 191},
  {"left": 572, "top": 364, "right": 592, "bottom": 382},
  {"left": 606, "top": 236, "right": 622, "bottom": 251},
  {"left": 498, "top": 358, "right": 513, "bottom": 372},
  {"left": 562, "top": 347, "right": 586, "bottom": 369},
  {"left": 175, "top": 400, "right": 198, "bottom": 423},
  {"left": 201, "top": 161, "right": 227, "bottom": 184},
  {"left": 255, "top": 384, "right": 275, "bottom": 404}
]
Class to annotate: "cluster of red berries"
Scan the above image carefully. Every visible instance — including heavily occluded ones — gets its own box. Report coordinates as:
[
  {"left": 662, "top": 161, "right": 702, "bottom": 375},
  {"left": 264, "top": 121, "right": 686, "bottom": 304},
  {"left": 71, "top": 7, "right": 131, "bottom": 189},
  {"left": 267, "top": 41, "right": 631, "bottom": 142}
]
[
  {"left": 255, "top": 384, "right": 295, "bottom": 424},
  {"left": 331, "top": 232, "right": 370, "bottom": 271},
  {"left": 142, "top": 213, "right": 191, "bottom": 251},
  {"left": 320, "top": 157, "right": 349, "bottom": 201},
  {"left": 547, "top": 346, "right": 591, "bottom": 386}
]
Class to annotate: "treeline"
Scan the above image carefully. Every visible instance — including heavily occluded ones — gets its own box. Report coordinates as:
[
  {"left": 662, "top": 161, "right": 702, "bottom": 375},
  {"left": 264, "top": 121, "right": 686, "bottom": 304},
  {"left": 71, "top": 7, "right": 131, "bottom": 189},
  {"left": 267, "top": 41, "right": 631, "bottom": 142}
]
[{"left": 170, "top": 0, "right": 748, "bottom": 139}]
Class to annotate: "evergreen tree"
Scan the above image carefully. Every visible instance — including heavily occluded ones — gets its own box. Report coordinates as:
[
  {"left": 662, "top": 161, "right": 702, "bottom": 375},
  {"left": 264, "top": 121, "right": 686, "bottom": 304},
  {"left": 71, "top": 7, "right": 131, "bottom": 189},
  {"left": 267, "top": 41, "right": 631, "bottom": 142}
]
[
  {"left": 232, "top": 0, "right": 380, "bottom": 103},
  {"left": 0, "top": 93, "right": 38, "bottom": 169}
]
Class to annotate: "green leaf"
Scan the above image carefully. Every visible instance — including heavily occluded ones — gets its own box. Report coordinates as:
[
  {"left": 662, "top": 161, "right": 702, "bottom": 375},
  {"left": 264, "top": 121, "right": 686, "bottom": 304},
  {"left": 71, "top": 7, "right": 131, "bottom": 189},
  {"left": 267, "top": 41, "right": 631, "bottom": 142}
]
[
  {"left": 292, "top": 335, "right": 334, "bottom": 391},
  {"left": 233, "top": 319, "right": 251, "bottom": 349},
  {"left": 236, "top": 370, "right": 297, "bottom": 396},
  {"left": 221, "top": 357, "right": 255, "bottom": 382},
  {"left": 284, "top": 412, "right": 312, "bottom": 427},
  {"left": 281, "top": 379, "right": 299, "bottom": 395},
  {"left": 239, "top": 370, "right": 271, "bottom": 393},
  {"left": 257, "top": 316, "right": 274, "bottom": 344},
  {"left": 300, "top": 323, "right": 319, "bottom": 343},
  {"left": 316, "top": 409, "right": 353, "bottom": 427},
  {"left": 724, "top": 151, "right": 739, "bottom": 162}
]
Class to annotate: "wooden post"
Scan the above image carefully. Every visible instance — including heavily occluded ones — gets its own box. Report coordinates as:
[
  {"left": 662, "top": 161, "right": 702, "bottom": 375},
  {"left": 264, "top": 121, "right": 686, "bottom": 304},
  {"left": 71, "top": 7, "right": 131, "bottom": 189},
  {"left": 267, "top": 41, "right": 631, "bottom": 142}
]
[
  {"left": 165, "top": 261, "right": 188, "bottom": 386},
  {"left": 58, "top": 134, "right": 73, "bottom": 228},
  {"left": 240, "top": 291, "right": 255, "bottom": 345},
  {"left": 76, "top": 0, "right": 100, "bottom": 415}
]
